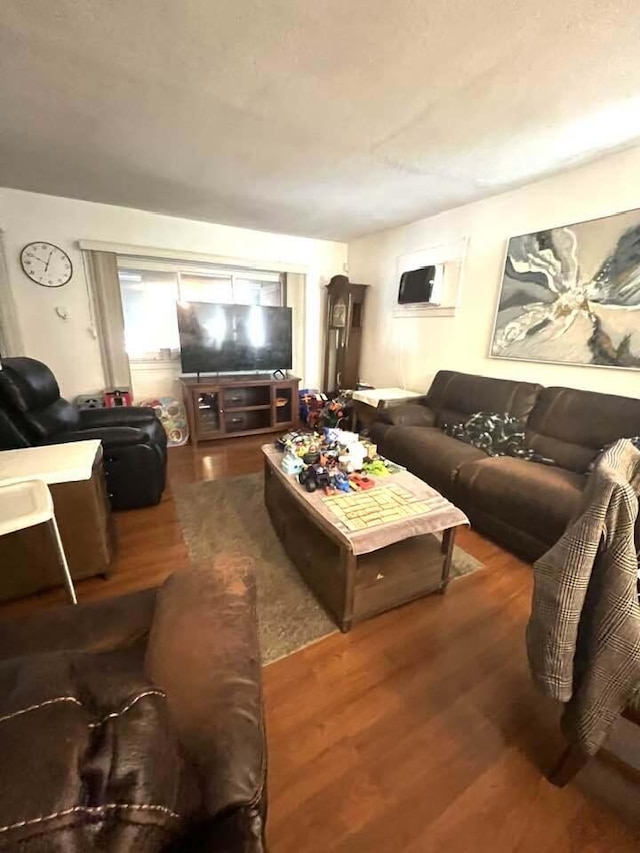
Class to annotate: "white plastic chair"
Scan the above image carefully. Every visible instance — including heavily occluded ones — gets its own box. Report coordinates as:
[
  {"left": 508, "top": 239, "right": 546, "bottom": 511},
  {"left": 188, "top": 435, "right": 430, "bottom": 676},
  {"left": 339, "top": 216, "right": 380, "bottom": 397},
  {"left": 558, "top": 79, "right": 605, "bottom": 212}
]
[{"left": 0, "top": 479, "right": 77, "bottom": 604}]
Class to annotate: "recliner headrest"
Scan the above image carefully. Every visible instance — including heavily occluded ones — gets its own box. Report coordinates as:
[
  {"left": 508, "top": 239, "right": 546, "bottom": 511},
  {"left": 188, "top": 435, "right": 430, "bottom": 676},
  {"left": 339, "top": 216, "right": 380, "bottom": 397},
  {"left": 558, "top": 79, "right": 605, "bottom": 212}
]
[{"left": 0, "top": 357, "right": 61, "bottom": 412}]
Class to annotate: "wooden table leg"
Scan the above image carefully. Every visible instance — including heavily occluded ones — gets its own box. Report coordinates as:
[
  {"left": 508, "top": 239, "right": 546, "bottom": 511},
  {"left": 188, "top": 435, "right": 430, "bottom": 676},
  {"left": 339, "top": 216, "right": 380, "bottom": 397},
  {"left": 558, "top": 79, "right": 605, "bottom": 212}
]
[
  {"left": 440, "top": 527, "right": 457, "bottom": 594},
  {"left": 341, "top": 548, "right": 357, "bottom": 633}
]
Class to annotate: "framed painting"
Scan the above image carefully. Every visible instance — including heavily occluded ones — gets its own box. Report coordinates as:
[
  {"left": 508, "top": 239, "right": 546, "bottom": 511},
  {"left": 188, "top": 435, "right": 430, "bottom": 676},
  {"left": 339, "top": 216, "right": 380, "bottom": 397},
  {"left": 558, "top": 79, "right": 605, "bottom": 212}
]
[{"left": 490, "top": 208, "right": 640, "bottom": 369}]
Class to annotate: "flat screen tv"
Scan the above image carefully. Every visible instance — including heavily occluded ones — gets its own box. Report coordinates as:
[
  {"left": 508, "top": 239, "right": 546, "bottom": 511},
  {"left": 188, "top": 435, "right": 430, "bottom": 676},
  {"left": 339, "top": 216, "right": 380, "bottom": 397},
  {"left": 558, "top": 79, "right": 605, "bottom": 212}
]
[{"left": 176, "top": 301, "right": 293, "bottom": 374}]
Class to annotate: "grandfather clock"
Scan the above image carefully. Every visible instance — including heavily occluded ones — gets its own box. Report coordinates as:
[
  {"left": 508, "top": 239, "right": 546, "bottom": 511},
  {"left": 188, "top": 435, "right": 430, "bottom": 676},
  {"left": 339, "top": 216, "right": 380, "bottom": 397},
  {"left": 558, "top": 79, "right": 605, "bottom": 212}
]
[{"left": 322, "top": 275, "right": 368, "bottom": 392}]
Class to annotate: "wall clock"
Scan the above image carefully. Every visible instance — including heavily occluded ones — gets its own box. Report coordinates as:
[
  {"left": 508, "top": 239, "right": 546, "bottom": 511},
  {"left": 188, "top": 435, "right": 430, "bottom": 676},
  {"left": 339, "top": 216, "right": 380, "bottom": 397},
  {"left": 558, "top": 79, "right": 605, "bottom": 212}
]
[{"left": 20, "top": 241, "right": 72, "bottom": 287}]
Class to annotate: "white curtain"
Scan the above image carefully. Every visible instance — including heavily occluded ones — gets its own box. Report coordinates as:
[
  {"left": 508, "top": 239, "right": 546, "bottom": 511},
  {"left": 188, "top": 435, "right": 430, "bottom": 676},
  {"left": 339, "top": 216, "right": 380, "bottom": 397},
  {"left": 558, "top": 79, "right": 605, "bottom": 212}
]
[
  {"left": 286, "top": 272, "right": 306, "bottom": 384},
  {"left": 84, "top": 250, "right": 131, "bottom": 389},
  {"left": 0, "top": 230, "right": 24, "bottom": 357}
]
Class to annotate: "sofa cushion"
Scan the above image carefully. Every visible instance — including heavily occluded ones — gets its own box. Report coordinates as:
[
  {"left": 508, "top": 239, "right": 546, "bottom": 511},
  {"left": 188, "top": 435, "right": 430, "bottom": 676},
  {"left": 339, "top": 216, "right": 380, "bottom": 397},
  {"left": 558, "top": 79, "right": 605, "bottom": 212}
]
[
  {"left": 377, "top": 425, "right": 487, "bottom": 498},
  {"left": 456, "top": 457, "right": 585, "bottom": 547},
  {"left": 375, "top": 402, "right": 436, "bottom": 429},
  {"left": 369, "top": 420, "right": 393, "bottom": 445},
  {"left": 526, "top": 386, "right": 640, "bottom": 474},
  {"left": 424, "top": 370, "right": 542, "bottom": 428}
]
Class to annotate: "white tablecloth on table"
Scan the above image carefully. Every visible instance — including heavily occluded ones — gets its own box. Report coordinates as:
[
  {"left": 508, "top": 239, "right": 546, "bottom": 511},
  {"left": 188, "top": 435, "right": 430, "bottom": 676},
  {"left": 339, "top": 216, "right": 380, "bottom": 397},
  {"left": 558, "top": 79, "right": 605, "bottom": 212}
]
[
  {"left": 352, "top": 388, "right": 421, "bottom": 408},
  {"left": 263, "top": 444, "right": 468, "bottom": 556},
  {"left": 0, "top": 440, "right": 101, "bottom": 486}
]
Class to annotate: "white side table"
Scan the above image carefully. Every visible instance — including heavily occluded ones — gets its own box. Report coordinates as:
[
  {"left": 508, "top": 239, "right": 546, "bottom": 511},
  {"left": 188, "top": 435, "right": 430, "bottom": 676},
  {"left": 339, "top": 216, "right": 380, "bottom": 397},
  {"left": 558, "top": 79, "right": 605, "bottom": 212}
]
[
  {"left": 0, "top": 440, "right": 102, "bottom": 486},
  {"left": 0, "top": 479, "right": 77, "bottom": 604},
  {"left": 351, "top": 387, "right": 422, "bottom": 431}
]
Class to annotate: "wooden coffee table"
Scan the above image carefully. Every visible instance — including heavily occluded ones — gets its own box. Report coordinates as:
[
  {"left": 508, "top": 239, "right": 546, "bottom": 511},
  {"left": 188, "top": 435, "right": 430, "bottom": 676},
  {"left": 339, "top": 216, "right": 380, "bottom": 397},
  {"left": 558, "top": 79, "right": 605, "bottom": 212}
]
[{"left": 262, "top": 445, "right": 468, "bottom": 632}]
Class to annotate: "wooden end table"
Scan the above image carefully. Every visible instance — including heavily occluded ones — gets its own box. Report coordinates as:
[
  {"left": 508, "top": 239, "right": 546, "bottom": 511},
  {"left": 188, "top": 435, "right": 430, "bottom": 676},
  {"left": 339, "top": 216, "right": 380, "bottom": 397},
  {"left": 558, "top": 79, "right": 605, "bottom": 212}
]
[{"left": 0, "top": 441, "right": 114, "bottom": 601}]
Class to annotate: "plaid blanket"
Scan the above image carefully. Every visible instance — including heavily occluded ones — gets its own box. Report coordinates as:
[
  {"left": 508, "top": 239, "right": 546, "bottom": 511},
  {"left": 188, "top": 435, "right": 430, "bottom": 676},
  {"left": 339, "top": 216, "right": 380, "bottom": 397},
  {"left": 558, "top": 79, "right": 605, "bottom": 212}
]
[{"left": 526, "top": 439, "right": 640, "bottom": 755}]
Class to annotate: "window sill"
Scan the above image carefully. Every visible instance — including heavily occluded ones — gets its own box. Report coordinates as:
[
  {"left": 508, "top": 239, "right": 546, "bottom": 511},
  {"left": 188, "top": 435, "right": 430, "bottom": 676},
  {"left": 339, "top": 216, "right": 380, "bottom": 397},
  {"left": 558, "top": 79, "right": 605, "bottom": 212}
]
[{"left": 129, "top": 357, "right": 181, "bottom": 371}]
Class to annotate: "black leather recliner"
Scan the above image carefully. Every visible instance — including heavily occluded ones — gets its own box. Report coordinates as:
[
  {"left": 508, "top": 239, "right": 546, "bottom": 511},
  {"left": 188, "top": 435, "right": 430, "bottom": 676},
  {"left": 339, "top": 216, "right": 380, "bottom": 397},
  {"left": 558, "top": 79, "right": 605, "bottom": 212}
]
[{"left": 0, "top": 357, "right": 167, "bottom": 510}]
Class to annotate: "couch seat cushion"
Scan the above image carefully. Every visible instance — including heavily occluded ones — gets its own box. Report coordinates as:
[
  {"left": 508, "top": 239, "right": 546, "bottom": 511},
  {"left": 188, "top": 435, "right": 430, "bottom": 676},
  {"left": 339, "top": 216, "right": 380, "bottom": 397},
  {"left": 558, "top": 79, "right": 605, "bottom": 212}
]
[
  {"left": 378, "top": 426, "right": 487, "bottom": 499},
  {"left": 456, "top": 457, "right": 586, "bottom": 547}
]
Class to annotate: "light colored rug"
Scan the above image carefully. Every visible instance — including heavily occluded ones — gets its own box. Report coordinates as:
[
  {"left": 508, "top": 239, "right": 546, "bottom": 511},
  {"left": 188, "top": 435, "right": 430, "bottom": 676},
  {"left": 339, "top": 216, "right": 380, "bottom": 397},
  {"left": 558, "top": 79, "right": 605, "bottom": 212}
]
[{"left": 174, "top": 472, "right": 483, "bottom": 664}]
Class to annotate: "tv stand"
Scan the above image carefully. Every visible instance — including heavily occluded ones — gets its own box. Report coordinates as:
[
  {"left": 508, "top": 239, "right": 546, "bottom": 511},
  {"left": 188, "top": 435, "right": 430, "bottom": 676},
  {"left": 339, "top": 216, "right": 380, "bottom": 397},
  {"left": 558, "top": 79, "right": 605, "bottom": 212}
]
[{"left": 182, "top": 374, "right": 299, "bottom": 447}]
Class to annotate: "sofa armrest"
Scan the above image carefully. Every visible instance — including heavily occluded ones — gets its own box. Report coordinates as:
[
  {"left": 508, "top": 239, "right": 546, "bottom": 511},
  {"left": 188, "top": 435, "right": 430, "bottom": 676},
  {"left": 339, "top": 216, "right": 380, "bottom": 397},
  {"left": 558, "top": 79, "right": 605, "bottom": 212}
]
[
  {"left": 145, "top": 559, "right": 266, "bottom": 825},
  {"left": 377, "top": 402, "right": 437, "bottom": 428},
  {"left": 79, "top": 406, "right": 159, "bottom": 429},
  {"left": 0, "top": 588, "right": 158, "bottom": 661},
  {"left": 42, "top": 426, "right": 148, "bottom": 448}
]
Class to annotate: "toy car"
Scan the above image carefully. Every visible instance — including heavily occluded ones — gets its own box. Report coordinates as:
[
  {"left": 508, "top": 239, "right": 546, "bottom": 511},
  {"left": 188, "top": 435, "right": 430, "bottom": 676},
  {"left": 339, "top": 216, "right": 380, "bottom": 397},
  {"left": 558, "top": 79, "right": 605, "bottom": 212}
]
[
  {"left": 332, "top": 470, "right": 351, "bottom": 493},
  {"left": 298, "top": 464, "right": 332, "bottom": 493},
  {"left": 349, "top": 473, "right": 376, "bottom": 491}
]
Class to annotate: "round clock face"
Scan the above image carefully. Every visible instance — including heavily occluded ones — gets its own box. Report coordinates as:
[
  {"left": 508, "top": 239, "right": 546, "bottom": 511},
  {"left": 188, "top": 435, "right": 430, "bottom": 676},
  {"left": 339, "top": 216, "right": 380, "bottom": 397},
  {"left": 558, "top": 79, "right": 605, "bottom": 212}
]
[{"left": 20, "top": 242, "right": 72, "bottom": 287}]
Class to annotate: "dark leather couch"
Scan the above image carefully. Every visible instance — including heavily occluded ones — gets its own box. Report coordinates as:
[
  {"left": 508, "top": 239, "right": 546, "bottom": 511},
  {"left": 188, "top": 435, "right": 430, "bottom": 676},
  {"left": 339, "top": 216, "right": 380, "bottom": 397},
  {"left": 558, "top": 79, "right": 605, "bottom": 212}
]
[
  {"left": 0, "top": 560, "right": 267, "bottom": 851},
  {"left": 370, "top": 370, "right": 640, "bottom": 561},
  {"left": 0, "top": 357, "right": 167, "bottom": 510}
]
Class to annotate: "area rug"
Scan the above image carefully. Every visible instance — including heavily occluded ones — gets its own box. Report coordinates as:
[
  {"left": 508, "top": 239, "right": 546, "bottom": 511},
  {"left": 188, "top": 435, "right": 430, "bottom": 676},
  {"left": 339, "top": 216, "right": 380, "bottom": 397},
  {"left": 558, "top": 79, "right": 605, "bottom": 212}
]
[{"left": 173, "top": 472, "right": 483, "bottom": 664}]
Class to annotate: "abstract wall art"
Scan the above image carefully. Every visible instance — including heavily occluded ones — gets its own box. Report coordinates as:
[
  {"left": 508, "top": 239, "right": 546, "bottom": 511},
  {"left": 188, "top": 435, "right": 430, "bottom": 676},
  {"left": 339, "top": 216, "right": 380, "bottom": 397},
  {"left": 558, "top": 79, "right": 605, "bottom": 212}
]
[{"left": 490, "top": 209, "right": 640, "bottom": 369}]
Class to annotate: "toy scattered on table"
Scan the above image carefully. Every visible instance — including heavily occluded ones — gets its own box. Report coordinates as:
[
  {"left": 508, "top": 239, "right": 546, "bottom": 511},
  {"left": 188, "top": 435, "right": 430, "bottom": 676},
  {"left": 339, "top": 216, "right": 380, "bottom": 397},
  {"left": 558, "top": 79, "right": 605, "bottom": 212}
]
[
  {"left": 361, "top": 458, "right": 389, "bottom": 477},
  {"left": 348, "top": 473, "right": 375, "bottom": 491},
  {"left": 324, "top": 484, "right": 435, "bottom": 532},
  {"left": 281, "top": 452, "right": 305, "bottom": 475},
  {"left": 299, "top": 389, "right": 354, "bottom": 429},
  {"left": 298, "top": 464, "right": 332, "bottom": 493},
  {"left": 139, "top": 396, "right": 189, "bottom": 447},
  {"left": 317, "top": 390, "right": 354, "bottom": 429},
  {"left": 331, "top": 471, "right": 351, "bottom": 493},
  {"left": 277, "top": 431, "right": 322, "bottom": 471},
  {"left": 339, "top": 442, "right": 367, "bottom": 473},
  {"left": 298, "top": 465, "right": 366, "bottom": 496},
  {"left": 298, "top": 390, "right": 328, "bottom": 429},
  {"left": 276, "top": 425, "right": 403, "bottom": 499},
  {"left": 331, "top": 429, "right": 359, "bottom": 445},
  {"left": 362, "top": 454, "right": 407, "bottom": 476}
]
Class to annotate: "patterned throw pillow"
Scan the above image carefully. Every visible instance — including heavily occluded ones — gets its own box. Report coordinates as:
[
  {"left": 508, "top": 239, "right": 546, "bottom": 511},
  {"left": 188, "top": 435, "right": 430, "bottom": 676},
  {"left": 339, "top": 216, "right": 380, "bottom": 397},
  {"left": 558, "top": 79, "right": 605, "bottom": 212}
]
[{"left": 443, "top": 412, "right": 555, "bottom": 464}]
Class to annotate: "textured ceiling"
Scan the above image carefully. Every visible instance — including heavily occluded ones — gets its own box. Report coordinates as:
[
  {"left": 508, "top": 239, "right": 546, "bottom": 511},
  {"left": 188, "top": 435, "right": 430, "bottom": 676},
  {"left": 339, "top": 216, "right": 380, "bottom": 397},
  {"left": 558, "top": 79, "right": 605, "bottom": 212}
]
[{"left": 1, "top": 1, "right": 640, "bottom": 240}]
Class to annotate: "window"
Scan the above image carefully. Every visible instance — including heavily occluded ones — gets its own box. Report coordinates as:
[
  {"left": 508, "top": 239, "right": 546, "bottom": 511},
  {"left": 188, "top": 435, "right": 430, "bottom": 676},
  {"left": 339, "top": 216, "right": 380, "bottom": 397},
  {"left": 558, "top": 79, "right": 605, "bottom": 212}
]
[{"left": 118, "top": 258, "right": 285, "bottom": 361}]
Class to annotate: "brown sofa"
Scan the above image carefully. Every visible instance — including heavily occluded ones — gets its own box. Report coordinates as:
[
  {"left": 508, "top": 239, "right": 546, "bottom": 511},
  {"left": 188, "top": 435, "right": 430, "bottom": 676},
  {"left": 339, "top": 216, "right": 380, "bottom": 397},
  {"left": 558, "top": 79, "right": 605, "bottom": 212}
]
[
  {"left": 370, "top": 370, "right": 640, "bottom": 561},
  {"left": 0, "top": 560, "right": 266, "bottom": 851}
]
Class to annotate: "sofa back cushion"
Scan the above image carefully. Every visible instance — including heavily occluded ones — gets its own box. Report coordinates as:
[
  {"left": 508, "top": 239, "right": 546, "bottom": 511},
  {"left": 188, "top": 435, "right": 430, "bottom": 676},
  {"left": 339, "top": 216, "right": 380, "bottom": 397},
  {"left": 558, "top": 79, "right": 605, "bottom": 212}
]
[
  {"left": 0, "top": 357, "right": 79, "bottom": 439},
  {"left": 526, "top": 386, "right": 640, "bottom": 473},
  {"left": 426, "top": 370, "right": 542, "bottom": 427}
]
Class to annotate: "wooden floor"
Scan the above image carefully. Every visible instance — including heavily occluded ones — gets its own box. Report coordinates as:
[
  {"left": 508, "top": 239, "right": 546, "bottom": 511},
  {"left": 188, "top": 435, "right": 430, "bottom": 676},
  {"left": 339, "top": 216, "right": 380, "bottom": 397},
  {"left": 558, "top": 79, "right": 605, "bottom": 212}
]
[{"left": 1, "top": 435, "right": 639, "bottom": 851}]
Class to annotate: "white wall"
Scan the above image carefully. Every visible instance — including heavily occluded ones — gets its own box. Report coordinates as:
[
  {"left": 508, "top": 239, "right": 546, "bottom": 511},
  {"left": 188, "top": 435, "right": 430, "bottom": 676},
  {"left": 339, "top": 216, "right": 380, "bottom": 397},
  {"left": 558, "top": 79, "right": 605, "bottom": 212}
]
[
  {"left": 0, "top": 188, "right": 346, "bottom": 398},
  {"left": 348, "top": 145, "right": 640, "bottom": 399}
]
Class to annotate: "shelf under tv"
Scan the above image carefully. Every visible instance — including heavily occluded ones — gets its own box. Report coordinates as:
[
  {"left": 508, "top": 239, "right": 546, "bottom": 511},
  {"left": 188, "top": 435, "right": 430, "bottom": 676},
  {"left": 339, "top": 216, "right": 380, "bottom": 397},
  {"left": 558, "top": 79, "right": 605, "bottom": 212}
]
[{"left": 181, "top": 374, "right": 299, "bottom": 446}]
